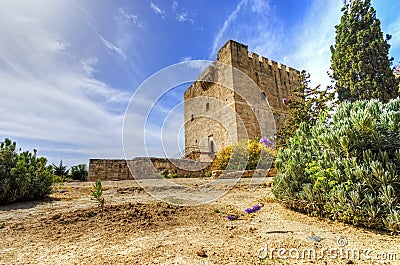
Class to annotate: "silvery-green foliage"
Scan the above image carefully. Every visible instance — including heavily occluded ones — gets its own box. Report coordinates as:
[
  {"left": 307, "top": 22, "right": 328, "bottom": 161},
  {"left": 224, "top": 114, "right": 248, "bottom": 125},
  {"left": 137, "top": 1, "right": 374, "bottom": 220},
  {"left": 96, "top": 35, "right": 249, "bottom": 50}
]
[{"left": 273, "top": 98, "right": 400, "bottom": 231}]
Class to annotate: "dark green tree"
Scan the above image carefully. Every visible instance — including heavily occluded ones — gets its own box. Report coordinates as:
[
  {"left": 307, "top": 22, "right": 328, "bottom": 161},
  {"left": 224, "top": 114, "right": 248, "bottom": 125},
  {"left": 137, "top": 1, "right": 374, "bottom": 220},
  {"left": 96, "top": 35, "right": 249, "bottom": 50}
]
[
  {"left": 278, "top": 71, "right": 334, "bottom": 147},
  {"left": 330, "top": 0, "right": 399, "bottom": 102},
  {"left": 52, "top": 159, "right": 69, "bottom": 179},
  {"left": 0, "top": 138, "right": 54, "bottom": 205},
  {"left": 70, "top": 164, "right": 88, "bottom": 181}
]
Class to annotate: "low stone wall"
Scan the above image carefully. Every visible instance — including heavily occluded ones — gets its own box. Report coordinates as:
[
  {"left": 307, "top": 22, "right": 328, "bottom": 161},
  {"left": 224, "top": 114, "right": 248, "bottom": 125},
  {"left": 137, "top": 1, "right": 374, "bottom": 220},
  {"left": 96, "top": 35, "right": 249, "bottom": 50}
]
[
  {"left": 88, "top": 157, "right": 212, "bottom": 181},
  {"left": 88, "top": 159, "right": 132, "bottom": 181},
  {"left": 211, "top": 168, "right": 276, "bottom": 178}
]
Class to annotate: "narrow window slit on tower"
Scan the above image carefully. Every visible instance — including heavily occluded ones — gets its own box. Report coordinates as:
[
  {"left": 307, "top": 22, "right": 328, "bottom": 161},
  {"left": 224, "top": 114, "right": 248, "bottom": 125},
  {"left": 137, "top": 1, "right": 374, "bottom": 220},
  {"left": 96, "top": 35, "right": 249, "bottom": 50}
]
[
  {"left": 261, "top": 92, "right": 266, "bottom": 100},
  {"left": 210, "top": 141, "right": 215, "bottom": 153}
]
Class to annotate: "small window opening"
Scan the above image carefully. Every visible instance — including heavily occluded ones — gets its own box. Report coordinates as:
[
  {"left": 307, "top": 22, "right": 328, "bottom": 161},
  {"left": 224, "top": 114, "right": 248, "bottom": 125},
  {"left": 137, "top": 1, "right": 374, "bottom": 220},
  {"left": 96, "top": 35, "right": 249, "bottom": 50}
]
[
  {"left": 261, "top": 92, "right": 266, "bottom": 100},
  {"left": 210, "top": 141, "right": 215, "bottom": 153}
]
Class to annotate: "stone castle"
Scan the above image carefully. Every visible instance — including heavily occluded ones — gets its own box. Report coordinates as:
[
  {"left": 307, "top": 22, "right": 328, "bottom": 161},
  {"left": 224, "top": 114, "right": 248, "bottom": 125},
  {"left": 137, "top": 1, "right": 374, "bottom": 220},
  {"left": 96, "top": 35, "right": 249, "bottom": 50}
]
[
  {"left": 89, "top": 40, "right": 300, "bottom": 180},
  {"left": 184, "top": 40, "right": 300, "bottom": 161}
]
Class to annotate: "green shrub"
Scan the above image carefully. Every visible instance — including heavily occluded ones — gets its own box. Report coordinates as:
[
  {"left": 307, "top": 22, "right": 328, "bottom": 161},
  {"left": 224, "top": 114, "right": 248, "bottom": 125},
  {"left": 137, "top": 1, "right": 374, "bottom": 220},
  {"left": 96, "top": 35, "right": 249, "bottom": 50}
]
[
  {"left": 166, "top": 173, "right": 178, "bottom": 179},
  {"left": 70, "top": 164, "right": 88, "bottom": 181},
  {"left": 273, "top": 99, "right": 400, "bottom": 233},
  {"left": 212, "top": 139, "right": 275, "bottom": 171},
  {"left": 52, "top": 174, "right": 65, "bottom": 191},
  {"left": 0, "top": 138, "right": 54, "bottom": 205},
  {"left": 91, "top": 180, "right": 104, "bottom": 214}
]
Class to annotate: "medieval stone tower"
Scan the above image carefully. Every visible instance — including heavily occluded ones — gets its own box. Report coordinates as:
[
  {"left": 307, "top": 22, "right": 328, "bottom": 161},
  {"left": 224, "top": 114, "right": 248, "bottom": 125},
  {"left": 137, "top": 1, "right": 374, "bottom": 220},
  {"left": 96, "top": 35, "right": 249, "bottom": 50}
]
[{"left": 184, "top": 40, "right": 300, "bottom": 161}]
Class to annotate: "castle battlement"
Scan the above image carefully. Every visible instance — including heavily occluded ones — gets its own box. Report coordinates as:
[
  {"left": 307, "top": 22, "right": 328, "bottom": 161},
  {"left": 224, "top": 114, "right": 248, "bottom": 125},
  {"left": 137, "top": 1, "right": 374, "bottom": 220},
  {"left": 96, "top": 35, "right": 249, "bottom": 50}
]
[{"left": 217, "top": 40, "right": 299, "bottom": 73}]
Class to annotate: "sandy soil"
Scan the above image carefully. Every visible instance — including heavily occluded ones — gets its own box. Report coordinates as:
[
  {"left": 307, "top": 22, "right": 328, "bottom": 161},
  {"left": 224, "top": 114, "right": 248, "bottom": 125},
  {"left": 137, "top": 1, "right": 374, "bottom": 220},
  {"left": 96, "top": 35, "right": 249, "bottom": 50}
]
[{"left": 0, "top": 178, "right": 399, "bottom": 265}]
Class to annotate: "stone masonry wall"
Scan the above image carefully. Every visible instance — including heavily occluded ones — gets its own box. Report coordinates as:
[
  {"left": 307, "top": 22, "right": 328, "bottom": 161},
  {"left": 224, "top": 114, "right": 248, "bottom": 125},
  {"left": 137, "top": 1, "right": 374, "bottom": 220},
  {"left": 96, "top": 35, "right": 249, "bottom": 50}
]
[
  {"left": 88, "top": 158, "right": 211, "bottom": 181},
  {"left": 184, "top": 82, "right": 238, "bottom": 157},
  {"left": 184, "top": 40, "right": 300, "bottom": 155},
  {"left": 88, "top": 159, "right": 131, "bottom": 181},
  {"left": 222, "top": 40, "right": 300, "bottom": 131}
]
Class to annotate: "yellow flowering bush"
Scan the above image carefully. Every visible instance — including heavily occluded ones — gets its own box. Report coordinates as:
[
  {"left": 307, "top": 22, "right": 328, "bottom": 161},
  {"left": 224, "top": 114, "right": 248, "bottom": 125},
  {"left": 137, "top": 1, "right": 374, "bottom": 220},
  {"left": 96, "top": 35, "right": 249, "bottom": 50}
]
[{"left": 212, "top": 138, "right": 275, "bottom": 171}]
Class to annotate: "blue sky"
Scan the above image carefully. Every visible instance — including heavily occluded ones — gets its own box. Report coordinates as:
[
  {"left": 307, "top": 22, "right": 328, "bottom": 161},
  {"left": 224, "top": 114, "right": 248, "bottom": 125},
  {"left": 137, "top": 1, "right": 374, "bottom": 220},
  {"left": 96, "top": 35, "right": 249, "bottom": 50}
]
[{"left": 0, "top": 0, "right": 399, "bottom": 167}]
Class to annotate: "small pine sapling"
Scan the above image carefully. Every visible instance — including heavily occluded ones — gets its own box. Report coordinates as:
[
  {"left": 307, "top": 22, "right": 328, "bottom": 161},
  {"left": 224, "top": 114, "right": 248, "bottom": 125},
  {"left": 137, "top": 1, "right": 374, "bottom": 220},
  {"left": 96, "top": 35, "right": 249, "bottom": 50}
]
[{"left": 91, "top": 180, "right": 105, "bottom": 215}]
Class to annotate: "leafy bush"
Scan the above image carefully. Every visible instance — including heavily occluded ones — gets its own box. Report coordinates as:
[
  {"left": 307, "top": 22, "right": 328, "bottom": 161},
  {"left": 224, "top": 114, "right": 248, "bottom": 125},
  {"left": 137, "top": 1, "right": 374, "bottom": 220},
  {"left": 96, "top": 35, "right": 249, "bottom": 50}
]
[
  {"left": 0, "top": 138, "right": 54, "bottom": 205},
  {"left": 212, "top": 139, "right": 275, "bottom": 171},
  {"left": 52, "top": 174, "right": 65, "bottom": 191},
  {"left": 70, "top": 164, "right": 88, "bottom": 181},
  {"left": 164, "top": 171, "right": 178, "bottom": 179},
  {"left": 273, "top": 99, "right": 400, "bottom": 233},
  {"left": 168, "top": 173, "right": 178, "bottom": 179}
]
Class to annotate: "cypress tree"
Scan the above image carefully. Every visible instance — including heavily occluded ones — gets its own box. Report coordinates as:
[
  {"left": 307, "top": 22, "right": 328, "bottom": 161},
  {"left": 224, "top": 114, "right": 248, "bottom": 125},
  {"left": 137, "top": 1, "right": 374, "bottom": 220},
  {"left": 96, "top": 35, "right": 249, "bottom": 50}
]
[{"left": 330, "top": 0, "right": 399, "bottom": 102}]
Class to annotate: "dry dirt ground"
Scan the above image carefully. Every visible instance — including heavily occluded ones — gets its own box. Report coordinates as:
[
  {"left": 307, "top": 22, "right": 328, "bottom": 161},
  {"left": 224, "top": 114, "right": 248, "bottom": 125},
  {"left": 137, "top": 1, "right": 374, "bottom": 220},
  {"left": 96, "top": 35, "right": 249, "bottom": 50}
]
[{"left": 0, "top": 178, "right": 399, "bottom": 265}]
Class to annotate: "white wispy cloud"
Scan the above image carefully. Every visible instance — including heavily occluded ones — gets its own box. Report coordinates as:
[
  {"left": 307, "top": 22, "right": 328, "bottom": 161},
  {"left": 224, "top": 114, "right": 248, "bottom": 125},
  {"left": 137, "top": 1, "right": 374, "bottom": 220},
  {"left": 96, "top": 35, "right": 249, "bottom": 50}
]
[
  {"left": 172, "top": 1, "right": 178, "bottom": 12},
  {"left": 116, "top": 7, "right": 144, "bottom": 28},
  {"left": 150, "top": 2, "right": 166, "bottom": 19},
  {"left": 210, "top": 0, "right": 248, "bottom": 57},
  {"left": 81, "top": 58, "right": 98, "bottom": 76},
  {"left": 180, "top": 56, "right": 192, "bottom": 62},
  {"left": 176, "top": 12, "right": 194, "bottom": 24},
  {"left": 210, "top": 0, "right": 284, "bottom": 60},
  {"left": 88, "top": 21, "right": 128, "bottom": 61},
  {"left": 98, "top": 34, "right": 127, "bottom": 60},
  {"left": 210, "top": 0, "right": 342, "bottom": 89},
  {"left": 285, "top": 0, "right": 342, "bottom": 88},
  {"left": 171, "top": 1, "right": 195, "bottom": 24},
  {"left": 251, "top": 0, "right": 270, "bottom": 13},
  {"left": 0, "top": 1, "right": 133, "bottom": 165},
  {"left": 46, "top": 40, "right": 70, "bottom": 51},
  {"left": 118, "top": 7, "right": 138, "bottom": 25}
]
